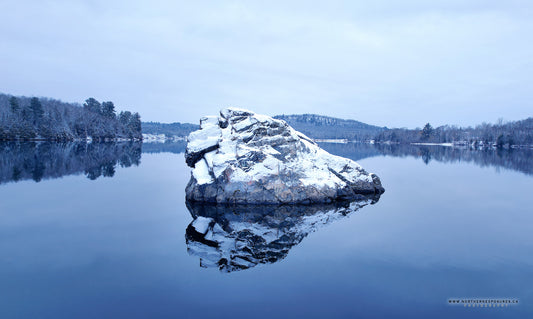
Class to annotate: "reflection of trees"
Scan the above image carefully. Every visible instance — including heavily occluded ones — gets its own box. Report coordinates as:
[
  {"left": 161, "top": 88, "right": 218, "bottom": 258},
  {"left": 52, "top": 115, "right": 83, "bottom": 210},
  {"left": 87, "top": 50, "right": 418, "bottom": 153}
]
[
  {"left": 140, "top": 141, "right": 533, "bottom": 177},
  {"left": 185, "top": 195, "right": 380, "bottom": 272},
  {"left": 376, "top": 144, "right": 533, "bottom": 176},
  {"left": 320, "top": 142, "right": 533, "bottom": 176},
  {"left": 0, "top": 142, "right": 141, "bottom": 184},
  {"left": 419, "top": 147, "right": 432, "bottom": 165}
]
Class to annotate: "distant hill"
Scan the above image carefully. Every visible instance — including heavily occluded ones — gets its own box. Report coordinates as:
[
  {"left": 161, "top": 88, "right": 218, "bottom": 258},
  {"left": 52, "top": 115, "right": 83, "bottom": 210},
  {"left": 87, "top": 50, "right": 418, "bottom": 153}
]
[
  {"left": 142, "top": 114, "right": 385, "bottom": 140},
  {"left": 274, "top": 114, "right": 386, "bottom": 140},
  {"left": 142, "top": 121, "right": 199, "bottom": 137}
]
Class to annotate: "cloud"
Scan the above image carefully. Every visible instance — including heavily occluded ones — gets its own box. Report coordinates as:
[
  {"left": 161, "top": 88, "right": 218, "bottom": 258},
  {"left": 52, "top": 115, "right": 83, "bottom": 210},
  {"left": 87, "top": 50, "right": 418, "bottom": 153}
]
[{"left": 1, "top": 0, "right": 532, "bottom": 127}]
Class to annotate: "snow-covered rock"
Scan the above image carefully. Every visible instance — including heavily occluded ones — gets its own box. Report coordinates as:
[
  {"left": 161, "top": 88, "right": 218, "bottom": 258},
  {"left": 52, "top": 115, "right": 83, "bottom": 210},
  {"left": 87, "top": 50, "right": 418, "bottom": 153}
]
[
  {"left": 185, "top": 108, "right": 384, "bottom": 204},
  {"left": 185, "top": 197, "right": 378, "bottom": 272}
]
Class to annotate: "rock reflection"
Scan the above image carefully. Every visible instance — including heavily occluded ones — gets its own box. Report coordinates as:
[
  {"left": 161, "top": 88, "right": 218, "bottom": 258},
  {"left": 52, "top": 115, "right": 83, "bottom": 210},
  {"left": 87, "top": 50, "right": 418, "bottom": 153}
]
[{"left": 185, "top": 195, "right": 380, "bottom": 272}]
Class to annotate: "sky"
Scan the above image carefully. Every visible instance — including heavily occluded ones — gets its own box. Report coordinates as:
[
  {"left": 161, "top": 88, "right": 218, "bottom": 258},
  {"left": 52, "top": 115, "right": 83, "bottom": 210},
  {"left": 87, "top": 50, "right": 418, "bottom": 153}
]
[{"left": 0, "top": 0, "right": 532, "bottom": 128}]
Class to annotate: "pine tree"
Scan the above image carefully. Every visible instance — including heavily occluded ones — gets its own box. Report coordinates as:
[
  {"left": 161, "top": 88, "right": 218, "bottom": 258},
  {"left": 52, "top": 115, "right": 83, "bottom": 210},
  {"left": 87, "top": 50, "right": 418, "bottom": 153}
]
[
  {"left": 101, "top": 101, "right": 116, "bottom": 119},
  {"left": 421, "top": 123, "right": 433, "bottom": 140},
  {"left": 83, "top": 98, "right": 101, "bottom": 114},
  {"left": 30, "top": 97, "right": 44, "bottom": 123},
  {"left": 119, "top": 111, "right": 132, "bottom": 125},
  {"left": 127, "top": 112, "right": 142, "bottom": 138},
  {"left": 9, "top": 96, "right": 19, "bottom": 113}
]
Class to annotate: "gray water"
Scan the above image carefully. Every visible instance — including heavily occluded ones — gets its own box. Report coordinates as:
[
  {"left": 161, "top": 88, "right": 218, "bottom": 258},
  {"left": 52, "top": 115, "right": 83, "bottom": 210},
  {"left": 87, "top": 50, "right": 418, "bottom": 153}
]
[{"left": 0, "top": 142, "right": 531, "bottom": 318}]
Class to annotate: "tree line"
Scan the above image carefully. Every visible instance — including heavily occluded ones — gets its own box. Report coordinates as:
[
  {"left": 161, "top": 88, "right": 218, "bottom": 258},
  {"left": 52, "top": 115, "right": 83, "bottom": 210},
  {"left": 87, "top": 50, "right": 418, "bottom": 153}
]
[
  {"left": 274, "top": 114, "right": 533, "bottom": 147},
  {"left": 374, "top": 118, "right": 533, "bottom": 147},
  {"left": 0, "top": 93, "right": 142, "bottom": 141}
]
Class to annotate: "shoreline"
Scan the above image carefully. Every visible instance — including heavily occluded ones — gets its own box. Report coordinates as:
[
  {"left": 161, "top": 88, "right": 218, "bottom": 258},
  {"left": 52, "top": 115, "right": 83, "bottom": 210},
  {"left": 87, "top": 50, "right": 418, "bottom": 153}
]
[
  {"left": 1, "top": 138, "right": 532, "bottom": 149},
  {"left": 0, "top": 138, "right": 142, "bottom": 142}
]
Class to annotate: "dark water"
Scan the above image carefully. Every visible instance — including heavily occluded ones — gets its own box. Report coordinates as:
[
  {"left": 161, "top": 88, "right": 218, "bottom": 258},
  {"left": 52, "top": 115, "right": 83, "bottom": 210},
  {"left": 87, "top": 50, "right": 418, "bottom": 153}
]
[{"left": 0, "top": 142, "right": 532, "bottom": 318}]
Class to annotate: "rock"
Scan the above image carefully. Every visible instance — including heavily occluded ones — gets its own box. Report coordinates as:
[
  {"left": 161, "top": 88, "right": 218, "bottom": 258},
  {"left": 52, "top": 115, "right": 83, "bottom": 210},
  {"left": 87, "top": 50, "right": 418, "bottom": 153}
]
[
  {"left": 185, "top": 107, "right": 384, "bottom": 204},
  {"left": 185, "top": 196, "right": 379, "bottom": 272}
]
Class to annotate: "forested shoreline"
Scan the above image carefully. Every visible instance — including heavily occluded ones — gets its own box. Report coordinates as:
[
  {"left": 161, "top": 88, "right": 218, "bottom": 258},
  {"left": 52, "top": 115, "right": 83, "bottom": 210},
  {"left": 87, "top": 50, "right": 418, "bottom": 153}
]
[
  {"left": 373, "top": 119, "right": 533, "bottom": 148},
  {"left": 143, "top": 114, "right": 533, "bottom": 148},
  {"left": 2, "top": 92, "right": 531, "bottom": 147},
  {"left": 277, "top": 114, "right": 533, "bottom": 147},
  {"left": 0, "top": 93, "right": 142, "bottom": 141}
]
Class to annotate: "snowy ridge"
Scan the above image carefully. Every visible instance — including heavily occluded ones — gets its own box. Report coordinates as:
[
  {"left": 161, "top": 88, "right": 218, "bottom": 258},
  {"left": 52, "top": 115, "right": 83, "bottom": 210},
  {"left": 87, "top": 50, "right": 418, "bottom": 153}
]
[{"left": 185, "top": 108, "right": 384, "bottom": 204}]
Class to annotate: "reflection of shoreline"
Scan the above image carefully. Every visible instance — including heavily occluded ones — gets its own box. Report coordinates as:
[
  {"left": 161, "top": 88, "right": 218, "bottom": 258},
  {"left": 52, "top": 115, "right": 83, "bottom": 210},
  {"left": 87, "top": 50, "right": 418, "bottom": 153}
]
[
  {"left": 318, "top": 142, "right": 533, "bottom": 176},
  {"left": 185, "top": 196, "right": 380, "bottom": 272},
  {"left": 0, "top": 142, "right": 141, "bottom": 184},
  {"left": 140, "top": 141, "right": 533, "bottom": 178}
]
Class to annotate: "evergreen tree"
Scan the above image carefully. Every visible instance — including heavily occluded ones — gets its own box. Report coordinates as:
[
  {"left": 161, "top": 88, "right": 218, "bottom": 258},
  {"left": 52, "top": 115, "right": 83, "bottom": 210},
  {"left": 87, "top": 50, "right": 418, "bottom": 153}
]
[
  {"left": 83, "top": 98, "right": 101, "bottom": 114},
  {"left": 101, "top": 101, "right": 116, "bottom": 119},
  {"left": 421, "top": 123, "right": 433, "bottom": 140},
  {"left": 119, "top": 111, "right": 132, "bottom": 125},
  {"left": 129, "top": 112, "right": 142, "bottom": 133},
  {"left": 9, "top": 96, "right": 19, "bottom": 113},
  {"left": 30, "top": 97, "right": 44, "bottom": 123},
  {"left": 21, "top": 105, "right": 32, "bottom": 122}
]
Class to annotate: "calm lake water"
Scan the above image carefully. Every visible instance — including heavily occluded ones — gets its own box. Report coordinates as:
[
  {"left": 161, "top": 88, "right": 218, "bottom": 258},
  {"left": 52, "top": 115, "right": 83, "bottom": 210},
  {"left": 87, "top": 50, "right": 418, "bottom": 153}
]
[{"left": 0, "top": 142, "right": 532, "bottom": 318}]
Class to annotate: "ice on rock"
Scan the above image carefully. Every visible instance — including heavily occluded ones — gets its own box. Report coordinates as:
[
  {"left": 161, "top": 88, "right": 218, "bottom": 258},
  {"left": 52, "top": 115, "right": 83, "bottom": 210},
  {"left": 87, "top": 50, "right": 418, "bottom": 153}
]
[{"left": 185, "top": 107, "right": 384, "bottom": 204}]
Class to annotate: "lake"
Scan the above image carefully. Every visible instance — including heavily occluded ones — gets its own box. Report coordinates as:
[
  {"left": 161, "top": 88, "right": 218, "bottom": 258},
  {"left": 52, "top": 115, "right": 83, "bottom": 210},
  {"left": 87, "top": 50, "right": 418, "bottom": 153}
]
[{"left": 0, "top": 141, "right": 531, "bottom": 318}]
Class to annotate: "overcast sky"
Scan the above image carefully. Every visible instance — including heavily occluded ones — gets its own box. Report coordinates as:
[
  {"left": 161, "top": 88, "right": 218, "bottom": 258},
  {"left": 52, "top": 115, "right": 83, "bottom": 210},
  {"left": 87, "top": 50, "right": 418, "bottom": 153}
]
[{"left": 1, "top": 0, "right": 531, "bottom": 128}]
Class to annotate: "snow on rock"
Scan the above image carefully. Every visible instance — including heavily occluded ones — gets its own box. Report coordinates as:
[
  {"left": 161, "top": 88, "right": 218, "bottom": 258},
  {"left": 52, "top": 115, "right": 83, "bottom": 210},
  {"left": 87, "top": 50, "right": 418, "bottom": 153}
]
[
  {"left": 191, "top": 216, "right": 213, "bottom": 234},
  {"left": 185, "top": 198, "right": 378, "bottom": 272},
  {"left": 185, "top": 107, "right": 384, "bottom": 204}
]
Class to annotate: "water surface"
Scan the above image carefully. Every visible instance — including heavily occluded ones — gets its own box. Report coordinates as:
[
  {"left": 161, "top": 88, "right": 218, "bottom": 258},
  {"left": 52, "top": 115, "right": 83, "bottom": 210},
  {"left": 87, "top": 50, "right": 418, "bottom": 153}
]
[{"left": 0, "top": 142, "right": 531, "bottom": 318}]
